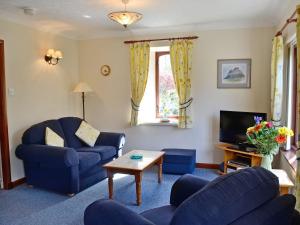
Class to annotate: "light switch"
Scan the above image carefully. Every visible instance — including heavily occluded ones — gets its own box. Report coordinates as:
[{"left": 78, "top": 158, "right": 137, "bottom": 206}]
[{"left": 8, "top": 88, "right": 15, "bottom": 96}]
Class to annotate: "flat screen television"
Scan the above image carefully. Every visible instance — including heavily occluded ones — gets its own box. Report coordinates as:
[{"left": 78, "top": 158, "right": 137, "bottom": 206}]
[{"left": 219, "top": 110, "right": 267, "bottom": 144}]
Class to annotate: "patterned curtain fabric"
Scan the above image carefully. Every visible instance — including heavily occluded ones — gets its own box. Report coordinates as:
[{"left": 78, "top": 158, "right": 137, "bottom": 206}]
[
  {"left": 170, "top": 40, "right": 194, "bottom": 128},
  {"left": 129, "top": 42, "right": 150, "bottom": 126},
  {"left": 270, "top": 35, "right": 284, "bottom": 126},
  {"left": 295, "top": 5, "right": 300, "bottom": 211}
]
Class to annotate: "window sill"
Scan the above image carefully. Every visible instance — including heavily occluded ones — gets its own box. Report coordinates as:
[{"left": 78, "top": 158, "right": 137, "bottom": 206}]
[
  {"left": 139, "top": 121, "right": 178, "bottom": 127},
  {"left": 281, "top": 148, "right": 297, "bottom": 172}
]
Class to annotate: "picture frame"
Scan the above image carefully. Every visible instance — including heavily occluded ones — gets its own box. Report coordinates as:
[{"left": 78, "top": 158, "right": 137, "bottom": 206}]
[{"left": 217, "top": 59, "right": 251, "bottom": 88}]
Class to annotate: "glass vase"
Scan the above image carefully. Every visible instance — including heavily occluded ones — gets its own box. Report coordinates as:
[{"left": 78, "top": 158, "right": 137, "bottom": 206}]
[{"left": 260, "top": 154, "right": 274, "bottom": 170}]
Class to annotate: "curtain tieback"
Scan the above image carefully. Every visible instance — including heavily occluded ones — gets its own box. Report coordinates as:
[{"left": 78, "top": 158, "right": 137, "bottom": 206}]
[
  {"left": 179, "top": 97, "right": 193, "bottom": 110},
  {"left": 131, "top": 99, "right": 140, "bottom": 111}
]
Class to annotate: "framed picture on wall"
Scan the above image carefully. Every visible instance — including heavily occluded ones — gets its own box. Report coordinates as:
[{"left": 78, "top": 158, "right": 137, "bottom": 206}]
[{"left": 217, "top": 59, "right": 251, "bottom": 88}]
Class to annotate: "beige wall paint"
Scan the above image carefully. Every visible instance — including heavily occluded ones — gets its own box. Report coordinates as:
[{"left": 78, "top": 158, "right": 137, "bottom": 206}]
[
  {"left": 0, "top": 19, "right": 81, "bottom": 181},
  {"left": 79, "top": 27, "right": 275, "bottom": 164}
]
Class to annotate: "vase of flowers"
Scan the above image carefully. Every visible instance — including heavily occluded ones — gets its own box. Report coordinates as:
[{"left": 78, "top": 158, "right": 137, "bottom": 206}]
[{"left": 246, "top": 119, "right": 293, "bottom": 170}]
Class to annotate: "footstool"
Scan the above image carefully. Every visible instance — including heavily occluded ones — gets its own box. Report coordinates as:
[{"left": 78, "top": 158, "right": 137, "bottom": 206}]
[{"left": 161, "top": 148, "right": 196, "bottom": 174}]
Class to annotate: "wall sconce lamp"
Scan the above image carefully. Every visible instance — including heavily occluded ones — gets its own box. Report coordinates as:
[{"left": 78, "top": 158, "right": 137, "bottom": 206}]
[{"left": 44, "top": 49, "right": 63, "bottom": 65}]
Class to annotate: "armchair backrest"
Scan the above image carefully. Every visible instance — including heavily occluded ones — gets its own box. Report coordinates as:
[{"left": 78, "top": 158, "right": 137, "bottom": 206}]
[
  {"left": 229, "top": 194, "right": 296, "bottom": 225},
  {"left": 171, "top": 167, "right": 279, "bottom": 225},
  {"left": 22, "top": 119, "right": 66, "bottom": 146}
]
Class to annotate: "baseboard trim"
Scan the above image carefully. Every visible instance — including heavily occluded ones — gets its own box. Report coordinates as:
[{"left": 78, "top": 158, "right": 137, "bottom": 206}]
[
  {"left": 196, "top": 163, "right": 219, "bottom": 169},
  {"left": 9, "top": 177, "right": 26, "bottom": 188}
]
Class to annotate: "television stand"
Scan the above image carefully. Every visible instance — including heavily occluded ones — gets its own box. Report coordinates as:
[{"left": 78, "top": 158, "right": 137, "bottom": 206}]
[{"left": 216, "top": 143, "right": 263, "bottom": 174}]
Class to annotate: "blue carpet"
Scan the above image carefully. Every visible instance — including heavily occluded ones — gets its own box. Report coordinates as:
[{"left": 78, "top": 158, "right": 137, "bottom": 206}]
[{"left": 0, "top": 169, "right": 218, "bottom": 225}]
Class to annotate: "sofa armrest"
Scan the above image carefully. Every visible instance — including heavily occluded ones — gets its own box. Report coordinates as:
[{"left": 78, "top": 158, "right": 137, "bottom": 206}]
[
  {"left": 96, "top": 132, "right": 125, "bottom": 150},
  {"left": 170, "top": 174, "right": 209, "bottom": 207},
  {"left": 84, "top": 199, "right": 154, "bottom": 225},
  {"left": 16, "top": 144, "right": 79, "bottom": 168}
]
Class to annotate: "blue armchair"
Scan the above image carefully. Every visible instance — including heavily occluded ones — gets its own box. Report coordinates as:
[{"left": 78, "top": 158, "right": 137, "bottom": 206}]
[
  {"left": 16, "top": 117, "right": 125, "bottom": 195},
  {"left": 84, "top": 167, "right": 298, "bottom": 225}
]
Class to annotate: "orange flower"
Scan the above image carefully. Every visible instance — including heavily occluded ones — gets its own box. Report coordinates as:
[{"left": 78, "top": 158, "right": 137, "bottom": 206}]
[
  {"left": 275, "top": 135, "right": 287, "bottom": 144},
  {"left": 254, "top": 124, "right": 262, "bottom": 132}
]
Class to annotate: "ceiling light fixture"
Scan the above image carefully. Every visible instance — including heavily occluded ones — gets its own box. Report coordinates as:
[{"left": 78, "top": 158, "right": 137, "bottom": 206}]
[{"left": 108, "top": 0, "right": 142, "bottom": 28}]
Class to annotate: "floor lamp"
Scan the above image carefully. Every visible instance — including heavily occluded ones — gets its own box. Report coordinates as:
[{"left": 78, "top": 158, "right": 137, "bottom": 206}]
[{"left": 73, "top": 82, "right": 93, "bottom": 120}]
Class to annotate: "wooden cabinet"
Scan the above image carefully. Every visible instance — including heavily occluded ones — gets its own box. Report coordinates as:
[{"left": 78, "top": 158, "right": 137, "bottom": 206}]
[{"left": 216, "top": 143, "right": 263, "bottom": 174}]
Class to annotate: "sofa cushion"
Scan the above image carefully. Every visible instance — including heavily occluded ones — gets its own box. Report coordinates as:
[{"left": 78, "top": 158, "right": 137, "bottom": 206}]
[
  {"left": 141, "top": 205, "right": 176, "bottom": 225},
  {"left": 22, "top": 120, "right": 66, "bottom": 145},
  {"left": 77, "top": 146, "right": 116, "bottom": 161},
  {"left": 59, "top": 117, "right": 85, "bottom": 148},
  {"left": 171, "top": 167, "right": 279, "bottom": 225},
  {"left": 75, "top": 121, "right": 100, "bottom": 147},
  {"left": 78, "top": 152, "right": 101, "bottom": 175},
  {"left": 45, "top": 127, "right": 64, "bottom": 147}
]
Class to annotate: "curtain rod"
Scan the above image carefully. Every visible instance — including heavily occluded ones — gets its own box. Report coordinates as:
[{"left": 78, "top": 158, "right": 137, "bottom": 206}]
[
  {"left": 124, "top": 36, "right": 198, "bottom": 44},
  {"left": 275, "top": 10, "right": 297, "bottom": 37}
]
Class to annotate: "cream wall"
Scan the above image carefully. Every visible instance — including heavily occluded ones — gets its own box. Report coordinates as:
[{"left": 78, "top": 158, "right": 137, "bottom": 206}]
[
  {"left": 0, "top": 19, "right": 81, "bottom": 181},
  {"left": 79, "top": 27, "right": 274, "bottom": 164}
]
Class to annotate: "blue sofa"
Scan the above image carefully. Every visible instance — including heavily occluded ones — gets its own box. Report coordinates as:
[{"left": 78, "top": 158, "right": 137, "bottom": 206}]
[
  {"left": 16, "top": 117, "right": 125, "bottom": 195},
  {"left": 84, "top": 167, "right": 299, "bottom": 225}
]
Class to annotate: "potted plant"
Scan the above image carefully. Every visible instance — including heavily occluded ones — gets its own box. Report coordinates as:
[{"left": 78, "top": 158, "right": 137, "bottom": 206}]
[{"left": 246, "top": 120, "right": 294, "bottom": 170}]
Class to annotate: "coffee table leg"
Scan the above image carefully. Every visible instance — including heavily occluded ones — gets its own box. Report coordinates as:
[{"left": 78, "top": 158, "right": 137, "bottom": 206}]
[
  {"left": 135, "top": 172, "right": 142, "bottom": 205},
  {"left": 157, "top": 157, "right": 163, "bottom": 183},
  {"left": 108, "top": 170, "right": 114, "bottom": 199}
]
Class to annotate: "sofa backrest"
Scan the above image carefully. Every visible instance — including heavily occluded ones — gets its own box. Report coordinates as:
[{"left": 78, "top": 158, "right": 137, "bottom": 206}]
[
  {"left": 59, "top": 117, "right": 86, "bottom": 148},
  {"left": 171, "top": 167, "right": 279, "bottom": 225},
  {"left": 22, "top": 119, "right": 66, "bottom": 145}
]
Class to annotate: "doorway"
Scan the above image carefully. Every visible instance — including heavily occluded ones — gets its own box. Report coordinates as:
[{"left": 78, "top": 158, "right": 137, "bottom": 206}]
[{"left": 0, "top": 40, "right": 11, "bottom": 189}]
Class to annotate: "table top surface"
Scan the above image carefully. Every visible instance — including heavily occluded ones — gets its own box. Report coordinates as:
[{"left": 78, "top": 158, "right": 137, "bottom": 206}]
[
  {"left": 103, "top": 150, "right": 165, "bottom": 171},
  {"left": 271, "top": 169, "right": 294, "bottom": 187}
]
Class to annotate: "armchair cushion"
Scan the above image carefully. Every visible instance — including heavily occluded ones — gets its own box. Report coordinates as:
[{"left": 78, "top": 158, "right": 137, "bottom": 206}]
[
  {"left": 84, "top": 199, "right": 154, "bottom": 225},
  {"left": 77, "top": 146, "right": 116, "bottom": 162},
  {"left": 170, "top": 174, "right": 209, "bottom": 207},
  {"left": 78, "top": 152, "right": 101, "bottom": 175},
  {"left": 171, "top": 167, "right": 279, "bottom": 225},
  {"left": 141, "top": 205, "right": 176, "bottom": 225}
]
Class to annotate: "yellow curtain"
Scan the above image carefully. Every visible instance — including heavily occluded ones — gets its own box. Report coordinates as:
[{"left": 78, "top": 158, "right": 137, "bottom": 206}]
[
  {"left": 270, "top": 35, "right": 284, "bottom": 126},
  {"left": 295, "top": 5, "right": 300, "bottom": 211},
  {"left": 170, "top": 40, "right": 193, "bottom": 128},
  {"left": 129, "top": 42, "right": 150, "bottom": 126}
]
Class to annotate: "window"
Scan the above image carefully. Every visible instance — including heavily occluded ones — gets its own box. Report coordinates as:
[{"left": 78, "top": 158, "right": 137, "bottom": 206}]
[
  {"left": 138, "top": 46, "right": 179, "bottom": 124},
  {"left": 286, "top": 43, "right": 297, "bottom": 150},
  {"left": 155, "top": 52, "right": 179, "bottom": 118}
]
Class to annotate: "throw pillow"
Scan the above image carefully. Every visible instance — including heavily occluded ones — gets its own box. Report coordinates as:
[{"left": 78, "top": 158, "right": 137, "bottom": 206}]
[
  {"left": 45, "top": 127, "right": 64, "bottom": 147},
  {"left": 75, "top": 121, "right": 100, "bottom": 147}
]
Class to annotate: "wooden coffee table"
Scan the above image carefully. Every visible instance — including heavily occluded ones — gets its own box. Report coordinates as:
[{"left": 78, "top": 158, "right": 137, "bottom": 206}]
[{"left": 103, "top": 150, "right": 165, "bottom": 205}]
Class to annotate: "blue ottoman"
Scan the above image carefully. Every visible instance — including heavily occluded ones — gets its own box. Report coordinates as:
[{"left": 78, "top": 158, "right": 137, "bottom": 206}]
[{"left": 162, "top": 148, "right": 196, "bottom": 174}]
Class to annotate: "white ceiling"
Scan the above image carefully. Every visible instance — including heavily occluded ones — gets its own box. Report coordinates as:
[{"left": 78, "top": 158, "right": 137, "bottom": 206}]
[{"left": 0, "top": 0, "right": 297, "bottom": 40}]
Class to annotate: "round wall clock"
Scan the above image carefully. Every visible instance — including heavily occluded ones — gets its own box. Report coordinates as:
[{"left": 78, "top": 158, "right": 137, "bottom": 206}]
[{"left": 100, "top": 65, "right": 111, "bottom": 76}]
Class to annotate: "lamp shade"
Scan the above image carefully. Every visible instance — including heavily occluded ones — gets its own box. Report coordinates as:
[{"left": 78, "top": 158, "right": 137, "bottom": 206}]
[{"left": 73, "top": 82, "right": 93, "bottom": 93}]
